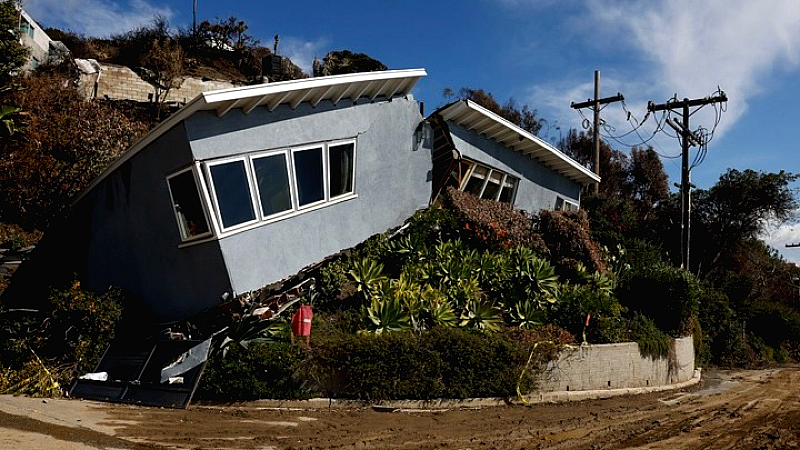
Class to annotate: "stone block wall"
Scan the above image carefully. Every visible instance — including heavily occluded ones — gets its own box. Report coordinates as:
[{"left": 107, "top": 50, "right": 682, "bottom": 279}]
[
  {"left": 81, "top": 63, "right": 236, "bottom": 103},
  {"left": 537, "top": 336, "right": 694, "bottom": 392}
]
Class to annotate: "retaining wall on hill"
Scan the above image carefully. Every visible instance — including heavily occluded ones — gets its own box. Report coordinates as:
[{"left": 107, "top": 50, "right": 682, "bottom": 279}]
[
  {"left": 77, "top": 61, "right": 236, "bottom": 103},
  {"left": 537, "top": 336, "right": 694, "bottom": 392}
]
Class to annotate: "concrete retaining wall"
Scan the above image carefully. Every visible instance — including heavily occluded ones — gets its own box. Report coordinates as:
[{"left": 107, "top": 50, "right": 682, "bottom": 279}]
[
  {"left": 79, "top": 62, "right": 235, "bottom": 103},
  {"left": 537, "top": 336, "right": 695, "bottom": 392}
]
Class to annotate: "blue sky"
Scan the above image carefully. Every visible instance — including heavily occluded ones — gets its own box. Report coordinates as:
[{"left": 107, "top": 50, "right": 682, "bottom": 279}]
[{"left": 21, "top": 0, "right": 800, "bottom": 260}]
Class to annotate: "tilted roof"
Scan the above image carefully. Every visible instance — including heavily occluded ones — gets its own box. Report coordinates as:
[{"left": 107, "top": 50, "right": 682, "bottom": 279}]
[
  {"left": 75, "top": 69, "right": 427, "bottom": 204},
  {"left": 433, "top": 100, "right": 600, "bottom": 185}
]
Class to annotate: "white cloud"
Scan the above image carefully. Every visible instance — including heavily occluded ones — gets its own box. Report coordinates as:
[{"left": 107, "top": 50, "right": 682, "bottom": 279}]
[
  {"left": 586, "top": 0, "right": 800, "bottom": 137},
  {"left": 763, "top": 220, "right": 800, "bottom": 264},
  {"left": 23, "top": 0, "right": 175, "bottom": 37},
  {"left": 278, "top": 36, "right": 329, "bottom": 75},
  {"left": 517, "top": 0, "right": 800, "bottom": 153}
]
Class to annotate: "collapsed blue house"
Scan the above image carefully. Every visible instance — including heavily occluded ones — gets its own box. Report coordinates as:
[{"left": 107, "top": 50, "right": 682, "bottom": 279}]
[{"left": 35, "top": 69, "right": 599, "bottom": 321}]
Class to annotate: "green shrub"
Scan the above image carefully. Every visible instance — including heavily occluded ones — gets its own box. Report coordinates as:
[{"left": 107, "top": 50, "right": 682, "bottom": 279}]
[
  {"left": 616, "top": 263, "right": 700, "bottom": 336},
  {"left": 745, "top": 302, "right": 800, "bottom": 350},
  {"left": 546, "top": 283, "right": 625, "bottom": 344},
  {"left": 306, "top": 328, "right": 540, "bottom": 400},
  {"left": 405, "top": 204, "right": 462, "bottom": 249},
  {"left": 711, "top": 319, "right": 757, "bottom": 368},
  {"left": 199, "top": 341, "right": 311, "bottom": 401},
  {"left": 627, "top": 313, "right": 671, "bottom": 359},
  {"left": 306, "top": 332, "right": 444, "bottom": 400}
]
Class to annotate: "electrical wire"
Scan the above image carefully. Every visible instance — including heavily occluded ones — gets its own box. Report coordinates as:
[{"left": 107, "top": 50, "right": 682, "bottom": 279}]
[{"left": 569, "top": 87, "right": 727, "bottom": 166}]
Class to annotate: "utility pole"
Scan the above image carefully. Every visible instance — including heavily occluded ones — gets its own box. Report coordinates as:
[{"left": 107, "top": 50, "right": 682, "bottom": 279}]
[
  {"left": 192, "top": 0, "right": 198, "bottom": 34},
  {"left": 648, "top": 92, "right": 727, "bottom": 270},
  {"left": 571, "top": 71, "right": 624, "bottom": 193}
]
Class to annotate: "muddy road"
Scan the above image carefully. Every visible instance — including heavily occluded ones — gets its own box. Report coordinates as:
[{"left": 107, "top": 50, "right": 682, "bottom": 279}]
[{"left": 3, "top": 368, "right": 800, "bottom": 449}]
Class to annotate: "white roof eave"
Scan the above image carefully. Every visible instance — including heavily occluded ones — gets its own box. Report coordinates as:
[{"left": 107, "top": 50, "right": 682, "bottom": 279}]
[{"left": 433, "top": 99, "right": 600, "bottom": 185}]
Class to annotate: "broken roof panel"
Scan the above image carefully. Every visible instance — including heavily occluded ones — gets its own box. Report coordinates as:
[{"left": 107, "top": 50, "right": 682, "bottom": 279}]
[{"left": 433, "top": 99, "right": 600, "bottom": 185}]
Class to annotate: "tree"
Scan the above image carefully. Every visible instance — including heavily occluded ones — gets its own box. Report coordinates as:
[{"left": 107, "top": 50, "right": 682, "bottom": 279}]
[
  {"left": 0, "top": 0, "right": 28, "bottom": 85},
  {"left": 443, "top": 87, "right": 545, "bottom": 136},
  {"left": 196, "top": 17, "right": 259, "bottom": 51},
  {"left": 691, "top": 169, "right": 799, "bottom": 276},
  {"left": 629, "top": 147, "right": 669, "bottom": 207},
  {"left": 558, "top": 129, "right": 630, "bottom": 197},
  {"left": 139, "top": 38, "right": 184, "bottom": 111}
]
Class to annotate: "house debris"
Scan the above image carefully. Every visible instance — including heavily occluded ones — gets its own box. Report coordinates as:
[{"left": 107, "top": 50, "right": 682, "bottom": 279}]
[{"left": 69, "top": 276, "right": 316, "bottom": 409}]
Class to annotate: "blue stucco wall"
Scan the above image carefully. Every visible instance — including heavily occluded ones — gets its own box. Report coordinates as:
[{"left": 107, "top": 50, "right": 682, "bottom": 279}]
[
  {"left": 448, "top": 123, "right": 582, "bottom": 213},
  {"left": 184, "top": 97, "right": 431, "bottom": 297},
  {"left": 81, "top": 124, "right": 232, "bottom": 320}
]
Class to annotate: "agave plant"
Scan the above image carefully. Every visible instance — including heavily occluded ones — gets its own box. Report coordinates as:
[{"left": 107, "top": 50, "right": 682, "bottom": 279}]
[
  {"left": 475, "top": 252, "right": 507, "bottom": 291},
  {"left": 416, "top": 285, "right": 458, "bottom": 329},
  {"left": 573, "top": 261, "right": 616, "bottom": 296},
  {"left": 219, "top": 315, "right": 286, "bottom": 357},
  {"left": 348, "top": 257, "right": 387, "bottom": 299},
  {"left": 459, "top": 298, "right": 503, "bottom": 332},
  {"left": 510, "top": 298, "right": 547, "bottom": 329},
  {"left": 362, "top": 296, "right": 411, "bottom": 334},
  {"left": 426, "top": 300, "right": 459, "bottom": 328},
  {"left": 503, "top": 246, "right": 559, "bottom": 302}
]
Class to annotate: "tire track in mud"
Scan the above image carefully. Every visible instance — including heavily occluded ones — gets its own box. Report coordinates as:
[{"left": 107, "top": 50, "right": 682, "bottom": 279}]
[{"left": 105, "top": 367, "right": 800, "bottom": 450}]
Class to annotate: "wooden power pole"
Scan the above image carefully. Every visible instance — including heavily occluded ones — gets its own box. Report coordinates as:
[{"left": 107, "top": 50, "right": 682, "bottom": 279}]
[
  {"left": 648, "top": 92, "right": 727, "bottom": 270},
  {"left": 571, "top": 71, "right": 624, "bottom": 193}
]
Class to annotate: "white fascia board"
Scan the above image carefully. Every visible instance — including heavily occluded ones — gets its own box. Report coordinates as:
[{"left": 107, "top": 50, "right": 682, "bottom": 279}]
[
  {"left": 437, "top": 100, "right": 600, "bottom": 185},
  {"left": 201, "top": 68, "right": 427, "bottom": 109}
]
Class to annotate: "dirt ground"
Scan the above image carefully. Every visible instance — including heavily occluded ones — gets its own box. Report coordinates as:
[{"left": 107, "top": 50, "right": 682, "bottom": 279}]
[{"left": 3, "top": 368, "right": 800, "bottom": 449}]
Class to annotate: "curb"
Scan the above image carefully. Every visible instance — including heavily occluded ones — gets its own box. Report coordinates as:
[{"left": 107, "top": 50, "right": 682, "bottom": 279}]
[{"left": 228, "top": 368, "right": 703, "bottom": 411}]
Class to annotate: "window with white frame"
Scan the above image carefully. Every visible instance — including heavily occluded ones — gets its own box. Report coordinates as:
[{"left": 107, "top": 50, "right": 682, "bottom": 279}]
[
  {"left": 166, "top": 168, "right": 212, "bottom": 241},
  {"left": 460, "top": 160, "right": 519, "bottom": 205},
  {"left": 292, "top": 146, "right": 325, "bottom": 207},
  {"left": 555, "top": 196, "right": 578, "bottom": 212},
  {"left": 19, "top": 17, "right": 34, "bottom": 38},
  {"left": 206, "top": 158, "right": 258, "bottom": 231},
  {"left": 329, "top": 142, "right": 355, "bottom": 198},
  {"left": 173, "top": 139, "right": 358, "bottom": 240},
  {"left": 252, "top": 151, "right": 293, "bottom": 218}
]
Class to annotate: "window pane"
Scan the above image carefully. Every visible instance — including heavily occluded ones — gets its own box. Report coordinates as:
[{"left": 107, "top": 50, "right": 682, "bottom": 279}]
[
  {"left": 210, "top": 160, "right": 255, "bottom": 229},
  {"left": 499, "top": 177, "right": 518, "bottom": 204},
  {"left": 329, "top": 143, "right": 355, "bottom": 198},
  {"left": 464, "top": 166, "right": 488, "bottom": 196},
  {"left": 293, "top": 147, "right": 324, "bottom": 206},
  {"left": 168, "top": 171, "right": 210, "bottom": 239},
  {"left": 482, "top": 171, "right": 502, "bottom": 200},
  {"left": 253, "top": 153, "right": 292, "bottom": 217}
]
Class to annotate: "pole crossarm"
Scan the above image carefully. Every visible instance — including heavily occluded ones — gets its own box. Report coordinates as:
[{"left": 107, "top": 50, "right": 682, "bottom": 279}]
[
  {"left": 571, "top": 94, "right": 624, "bottom": 110},
  {"left": 647, "top": 93, "right": 727, "bottom": 112},
  {"left": 787, "top": 243, "right": 800, "bottom": 248}
]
